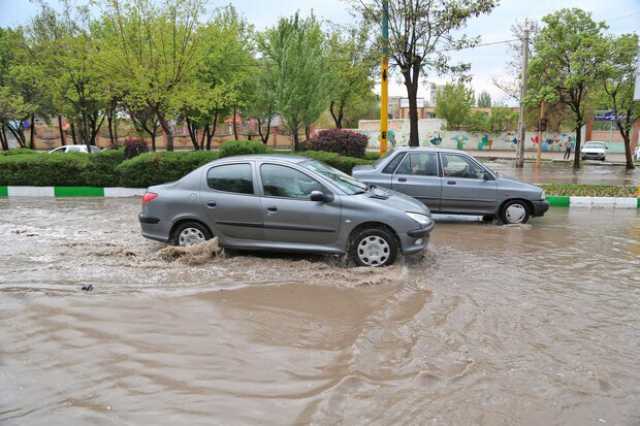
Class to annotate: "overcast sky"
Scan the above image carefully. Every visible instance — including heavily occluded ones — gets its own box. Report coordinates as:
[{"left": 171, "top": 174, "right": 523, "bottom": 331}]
[{"left": 1, "top": 0, "right": 638, "bottom": 105}]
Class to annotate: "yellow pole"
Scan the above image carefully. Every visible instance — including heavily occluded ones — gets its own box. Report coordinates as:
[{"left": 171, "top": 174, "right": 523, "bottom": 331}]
[
  {"left": 379, "top": 0, "right": 389, "bottom": 155},
  {"left": 380, "top": 57, "right": 389, "bottom": 155}
]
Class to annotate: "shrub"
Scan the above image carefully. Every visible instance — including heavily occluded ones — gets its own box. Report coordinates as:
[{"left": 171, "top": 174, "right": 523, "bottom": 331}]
[
  {"left": 364, "top": 151, "right": 381, "bottom": 161},
  {"left": 85, "top": 149, "right": 126, "bottom": 187},
  {"left": 540, "top": 183, "right": 638, "bottom": 197},
  {"left": 303, "top": 129, "right": 369, "bottom": 158},
  {"left": 219, "top": 140, "right": 270, "bottom": 158},
  {"left": 299, "top": 150, "right": 372, "bottom": 174},
  {"left": 123, "top": 136, "right": 149, "bottom": 160},
  {"left": 1, "top": 148, "right": 40, "bottom": 156},
  {"left": 0, "top": 153, "right": 91, "bottom": 186},
  {"left": 116, "top": 151, "right": 218, "bottom": 188}
]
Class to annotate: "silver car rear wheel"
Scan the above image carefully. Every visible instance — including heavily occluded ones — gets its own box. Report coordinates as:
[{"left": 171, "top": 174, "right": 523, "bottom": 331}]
[{"left": 177, "top": 227, "right": 207, "bottom": 246}]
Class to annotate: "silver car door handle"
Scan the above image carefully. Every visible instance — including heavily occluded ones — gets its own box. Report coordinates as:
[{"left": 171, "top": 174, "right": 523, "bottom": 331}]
[
  {"left": 207, "top": 201, "right": 217, "bottom": 208},
  {"left": 447, "top": 180, "right": 456, "bottom": 185},
  {"left": 267, "top": 206, "right": 277, "bottom": 212},
  {"left": 397, "top": 177, "right": 407, "bottom": 182}
]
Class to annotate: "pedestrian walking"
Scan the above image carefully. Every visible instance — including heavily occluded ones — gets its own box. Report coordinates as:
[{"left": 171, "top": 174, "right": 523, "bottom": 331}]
[{"left": 563, "top": 139, "right": 572, "bottom": 160}]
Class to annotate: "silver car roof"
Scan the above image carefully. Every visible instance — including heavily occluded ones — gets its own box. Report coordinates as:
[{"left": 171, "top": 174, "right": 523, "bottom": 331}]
[
  {"left": 391, "top": 146, "right": 470, "bottom": 155},
  {"left": 213, "top": 154, "right": 309, "bottom": 163}
]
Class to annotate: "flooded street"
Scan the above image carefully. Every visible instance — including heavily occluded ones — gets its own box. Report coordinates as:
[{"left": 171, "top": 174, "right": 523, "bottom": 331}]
[
  {"left": 483, "top": 159, "right": 640, "bottom": 186},
  {"left": 1, "top": 199, "right": 640, "bottom": 425}
]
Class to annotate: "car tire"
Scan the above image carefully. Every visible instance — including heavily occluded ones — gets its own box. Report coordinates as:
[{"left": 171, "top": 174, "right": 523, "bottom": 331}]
[
  {"left": 499, "top": 200, "right": 530, "bottom": 225},
  {"left": 350, "top": 227, "right": 398, "bottom": 267},
  {"left": 172, "top": 221, "right": 213, "bottom": 247}
]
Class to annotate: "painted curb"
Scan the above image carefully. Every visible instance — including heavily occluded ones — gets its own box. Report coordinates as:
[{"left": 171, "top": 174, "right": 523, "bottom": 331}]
[
  {"left": 0, "top": 186, "right": 638, "bottom": 208},
  {"left": 0, "top": 186, "right": 145, "bottom": 198}
]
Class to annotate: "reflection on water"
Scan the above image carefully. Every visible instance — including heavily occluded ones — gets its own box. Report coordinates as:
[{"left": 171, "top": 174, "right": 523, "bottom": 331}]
[{"left": 1, "top": 199, "right": 639, "bottom": 425}]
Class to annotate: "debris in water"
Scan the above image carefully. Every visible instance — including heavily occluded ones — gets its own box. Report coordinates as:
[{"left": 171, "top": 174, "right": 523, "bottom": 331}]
[
  {"left": 81, "top": 284, "right": 94, "bottom": 292},
  {"left": 158, "top": 238, "right": 222, "bottom": 265}
]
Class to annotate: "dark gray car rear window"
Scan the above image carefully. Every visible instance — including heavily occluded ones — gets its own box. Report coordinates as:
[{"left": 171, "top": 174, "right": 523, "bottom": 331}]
[
  {"left": 207, "top": 163, "right": 254, "bottom": 194},
  {"left": 382, "top": 152, "right": 406, "bottom": 174}
]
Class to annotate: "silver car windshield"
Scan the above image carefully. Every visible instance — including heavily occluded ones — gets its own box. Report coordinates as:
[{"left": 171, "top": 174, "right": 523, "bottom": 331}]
[{"left": 302, "top": 160, "right": 367, "bottom": 195}]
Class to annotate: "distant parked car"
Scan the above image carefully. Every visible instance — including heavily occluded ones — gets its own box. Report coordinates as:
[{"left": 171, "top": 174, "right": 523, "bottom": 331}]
[
  {"left": 352, "top": 147, "right": 549, "bottom": 225},
  {"left": 581, "top": 141, "right": 607, "bottom": 161},
  {"left": 49, "top": 145, "right": 101, "bottom": 154},
  {"left": 139, "top": 155, "right": 434, "bottom": 267}
]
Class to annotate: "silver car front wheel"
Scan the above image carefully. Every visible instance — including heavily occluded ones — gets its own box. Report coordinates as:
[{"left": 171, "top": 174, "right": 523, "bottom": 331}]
[
  {"left": 350, "top": 227, "right": 398, "bottom": 267},
  {"left": 500, "top": 200, "right": 530, "bottom": 225}
]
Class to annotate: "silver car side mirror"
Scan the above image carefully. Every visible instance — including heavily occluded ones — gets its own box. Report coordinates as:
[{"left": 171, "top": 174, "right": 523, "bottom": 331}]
[{"left": 310, "top": 191, "right": 326, "bottom": 202}]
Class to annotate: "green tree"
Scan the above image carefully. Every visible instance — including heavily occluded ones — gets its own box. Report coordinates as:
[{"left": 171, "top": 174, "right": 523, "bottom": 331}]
[
  {"left": 326, "top": 24, "right": 376, "bottom": 129},
  {"left": 354, "top": 0, "right": 497, "bottom": 147},
  {"left": 243, "top": 60, "right": 277, "bottom": 144},
  {"left": 259, "top": 13, "right": 329, "bottom": 150},
  {"left": 102, "top": 0, "right": 204, "bottom": 151},
  {"left": 528, "top": 8, "right": 609, "bottom": 168},
  {"left": 477, "top": 91, "right": 492, "bottom": 108},
  {"left": 435, "top": 83, "right": 474, "bottom": 130},
  {"left": 601, "top": 33, "right": 639, "bottom": 170}
]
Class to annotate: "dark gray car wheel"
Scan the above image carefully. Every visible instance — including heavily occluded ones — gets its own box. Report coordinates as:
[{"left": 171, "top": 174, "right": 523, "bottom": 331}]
[
  {"left": 500, "top": 200, "right": 530, "bottom": 225},
  {"left": 350, "top": 227, "right": 398, "bottom": 267},
  {"left": 172, "top": 221, "right": 213, "bottom": 246}
]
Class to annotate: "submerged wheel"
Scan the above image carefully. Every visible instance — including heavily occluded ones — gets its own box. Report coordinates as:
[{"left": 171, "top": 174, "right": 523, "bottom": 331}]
[
  {"left": 350, "top": 227, "right": 398, "bottom": 267},
  {"left": 500, "top": 200, "right": 530, "bottom": 225},
  {"left": 172, "top": 221, "right": 212, "bottom": 246}
]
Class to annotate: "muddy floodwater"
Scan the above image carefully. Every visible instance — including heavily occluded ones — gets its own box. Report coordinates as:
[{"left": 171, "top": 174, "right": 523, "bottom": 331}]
[{"left": 1, "top": 199, "right": 639, "bottom": 425}]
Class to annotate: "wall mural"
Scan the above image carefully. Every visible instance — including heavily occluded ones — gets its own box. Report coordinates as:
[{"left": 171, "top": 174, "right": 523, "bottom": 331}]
[{"left": 356, "top": 118, "right": 626, "bottom": 153}]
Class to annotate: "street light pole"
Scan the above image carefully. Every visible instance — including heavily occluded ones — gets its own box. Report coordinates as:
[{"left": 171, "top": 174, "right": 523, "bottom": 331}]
[
  {"left": 516, "top": 26, "right": 529, "bottom": 168},
  {"left": 379, "top": 0, "right": 389, "bottom": 155}
]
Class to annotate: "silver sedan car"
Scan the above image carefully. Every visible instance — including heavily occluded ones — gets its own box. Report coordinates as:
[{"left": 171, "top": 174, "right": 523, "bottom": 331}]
[
  {"left": 353, "top": 147, "right": 549, "bottom": 224},
  {"left": 139, "top": 155, "right": 434, "bottom": 266}
]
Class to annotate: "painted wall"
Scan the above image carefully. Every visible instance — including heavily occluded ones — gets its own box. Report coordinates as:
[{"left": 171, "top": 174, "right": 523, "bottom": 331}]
[{"left": 357, "top": 118, "right": 627, "bottom": 154}]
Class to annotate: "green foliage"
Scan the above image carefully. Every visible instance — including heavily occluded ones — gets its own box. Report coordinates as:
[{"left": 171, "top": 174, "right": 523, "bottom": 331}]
[
  {"left": 528, "top": 8, "right": 609, "bottom": 167},
  {"left": 540, "top": 183, "right": 638, "bottom": 197},
  {"left": 258, "top": 13, "right": 330, "bottom": 149},
  {"left": 364, "top": 151, "right": 381, "bottom": 161},
  {"left": 116, "top": 151, "right": 219, "bottom": 188},
  {"left": 477, "top": 91, "right": 492, "bottom": 108},
  {"left": 435, "top": 83, "right": 474, "bottom": 130},
  {"left": 326, "top": 25, "right": 376, "bottom": 128},
  {"left": 0, "top": 148, "right": 39, "bottom": 156},
  {"left": 219, "top": 140, "right": 271, "bottom": 158}
]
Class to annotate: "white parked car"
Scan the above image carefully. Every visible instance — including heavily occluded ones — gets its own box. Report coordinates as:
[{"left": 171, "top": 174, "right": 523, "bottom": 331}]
[
  {"left": 49, "top": 145, "right": 101, "bottom": 154},
  {"left": 581, "top": 141, "right": 607, "bottom": 161}
]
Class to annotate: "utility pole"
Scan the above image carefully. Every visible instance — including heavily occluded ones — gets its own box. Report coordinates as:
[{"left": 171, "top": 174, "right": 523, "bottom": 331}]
[
  {"left": 379, "top": 0, "right": 389, "bottom": 155},
  {"left": 516, "top": 26, "right": 529, "bottom": 168}
]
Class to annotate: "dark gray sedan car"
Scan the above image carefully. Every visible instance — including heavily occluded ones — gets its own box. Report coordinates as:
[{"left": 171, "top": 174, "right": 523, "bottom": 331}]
[
  {"left": 353, "top": 147, "right": 549, "bottom": 224},
  {"left": 139, "top": 155, "right": 434, "bottom": 266}
]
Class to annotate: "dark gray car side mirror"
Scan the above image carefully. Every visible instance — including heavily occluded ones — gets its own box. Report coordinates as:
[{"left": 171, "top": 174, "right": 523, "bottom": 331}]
[
  {"left": 310, "top": 191, "right": 326, "bottom": 202},
  {"left": 483, "top": 171, "right": 492, "bottom": 181}
]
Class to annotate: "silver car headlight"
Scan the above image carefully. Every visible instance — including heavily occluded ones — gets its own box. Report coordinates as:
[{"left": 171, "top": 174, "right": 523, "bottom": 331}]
[
  {"left": 540, "top": 190, "right": 546, "bottom": 200},
  {"left": 406, "top": 212, "right": 431, "bottom": 226}
]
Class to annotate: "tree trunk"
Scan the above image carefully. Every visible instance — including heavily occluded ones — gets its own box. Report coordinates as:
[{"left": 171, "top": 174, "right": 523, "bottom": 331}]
[
  {"left": 151, "top": 133, "right": 157, "bottom": 152},
  {"left": 57, "top": 115, "right": 66, "bottom": 146},
  {"left": 70, "top": 122, "right": 78, "bottom": 145},
  {"left": 199, "top": 124, "right": 207, "bottom": 150},
  {"left": 304, "top": 125, "right": 311, "bottom": 140},
  {"left": 29, "top": 113, "right": 35, "bottom": 149},
  {"left": 404, "top": 71, "right": 420, "bottom": 147},
  {"left": 292, "top": 129, "right": 300, "bottom": 151},
  {"left": 622, "top": 133, "right": 635, "bottom": 170},
  {"left": 329, "top": 101, "right": 343, "bottom": 129},
  {"left": 257, "top": 118, "right": 271, "bottom": 144},
  {"left": 232, "top": 106, "right": 239, "bottom": 140},
  {"left": 107, "top": 112, "right": 115, "bottom": 147},
  {"left": 157, "top": 114, "right": 174, "bottom": 151},
  {"left": 573, "top": 124, "right": 582, "bottom": 169},
  {"left": 185, "top": 117, "right": 199, "bottom": 150},
  {"left": 206, "top": 112, "right": 218, "bottom": 150},
  {"left": 0, "top": 124, "right": 7, "bottom": 151}
]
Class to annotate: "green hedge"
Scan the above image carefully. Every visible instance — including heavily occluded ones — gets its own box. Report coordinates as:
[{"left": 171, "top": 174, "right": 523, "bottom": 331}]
[
  {"left": 219, "top": 140, "right": 270, "bottom": 158},
  {"left": 1, "top": 148, "right": 40, "bottom": 156},
  {"left": 115, "top": 151, "right": 218, "bottom": 188},
  {"left": 540, "top": 183, "right": 639, "bottom": 197}
]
